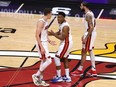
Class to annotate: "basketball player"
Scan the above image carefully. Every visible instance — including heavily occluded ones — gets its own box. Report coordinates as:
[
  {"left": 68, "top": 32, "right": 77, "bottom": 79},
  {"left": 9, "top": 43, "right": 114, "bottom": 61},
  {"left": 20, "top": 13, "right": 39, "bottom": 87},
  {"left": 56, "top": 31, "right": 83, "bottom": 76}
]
[
  {"left": 49, "top": 12, "right": 73, "bottom": 82},
  {"left": 32, "top": 8, "right": 56, "bottom": 86},
  {"left": 71, "top": 2, "right": 97, "bottom": 76}
]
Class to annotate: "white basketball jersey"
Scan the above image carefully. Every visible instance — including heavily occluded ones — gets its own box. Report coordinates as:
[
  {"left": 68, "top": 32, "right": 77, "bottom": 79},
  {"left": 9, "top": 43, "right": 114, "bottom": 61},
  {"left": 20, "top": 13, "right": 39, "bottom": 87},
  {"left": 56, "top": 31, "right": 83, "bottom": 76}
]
[
  {"left": 59, "top": 21, "right": 72, "bottom": 42},
  {"left": 84, "top": 11, "right": 96, "bottom": 32},
  {"left": 38, "top": 18, "right": 48, "bottom": 42}
]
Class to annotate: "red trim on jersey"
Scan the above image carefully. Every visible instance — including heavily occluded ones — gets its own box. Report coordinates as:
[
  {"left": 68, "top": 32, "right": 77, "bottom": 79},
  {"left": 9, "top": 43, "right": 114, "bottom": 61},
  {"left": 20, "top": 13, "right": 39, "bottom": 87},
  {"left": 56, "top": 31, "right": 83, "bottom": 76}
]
[
  {"left": 41, "top": 54, "right": 46, "bottom": 59},
  {"left": 85, "top": 35, "right": 91, "bottom": 52},
  {"left": 94, "top": 19, "right": 96, "bottom": 27},
  {"left": 45, "top": 25, "right": 49, "bottom": 30},
  {"left": 38, "top": 45, "right": 46, "bottom": 59},
  {"left": 59, "top": 37, "right": 69, "bottom": 58}
]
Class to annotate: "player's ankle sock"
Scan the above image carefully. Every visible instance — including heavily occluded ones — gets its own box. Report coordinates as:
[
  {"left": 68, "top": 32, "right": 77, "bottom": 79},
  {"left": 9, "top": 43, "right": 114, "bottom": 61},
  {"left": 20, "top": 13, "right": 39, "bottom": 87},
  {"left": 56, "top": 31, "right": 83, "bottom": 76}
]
[
  {"left": 35, "top": 70, "right": 41, "bottom": 77},
  {"left": 78, "top": 65, "right": 83, "bottom": 71},
  {"left": 57, "top": 69, "right": 61, "bottom": 77},
  {"left": 65, "top": 68, "right": 70, "bottom": 77},
  {"left": 40, "top": 74, "right": 43, "bottom": 81},
  {"left": 91, "top": 66, "right": 96, "bottom": 71},
  {"left": 90, "top": 51, "right": 96, "bottom": 71}
]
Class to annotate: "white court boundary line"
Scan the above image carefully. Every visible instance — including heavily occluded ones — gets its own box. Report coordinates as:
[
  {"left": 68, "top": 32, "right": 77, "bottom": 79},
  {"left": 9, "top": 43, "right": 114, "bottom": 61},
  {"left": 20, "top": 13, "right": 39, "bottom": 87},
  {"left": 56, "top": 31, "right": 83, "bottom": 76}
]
[
  {"left": 0, "top": 51, "right": 116, "bottom": 63},
  {"left": 97, "top": 9, "right": 104, "bottom": 19},
  {"left": 15, "top": 3, "right": 24, "bottom": 13},
  {"left": 1, "top": 50, "right": 116, "bottom": 80},
  {"left": 0, "top": 51, "right": 116, "bottom": 79},
  {"left": 97, "top": 74, "right": 116, "bottom": 79}
]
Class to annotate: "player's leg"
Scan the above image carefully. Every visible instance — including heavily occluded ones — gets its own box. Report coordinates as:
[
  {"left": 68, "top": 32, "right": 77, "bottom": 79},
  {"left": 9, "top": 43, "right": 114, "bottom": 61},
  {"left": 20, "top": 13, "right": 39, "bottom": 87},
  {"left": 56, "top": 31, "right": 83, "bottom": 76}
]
[
  {"left": 79, "top": 35, "right": 92, "bottom": 73},
  {"left": 71, "top": 48, "right": 87, "bottom": 76},
  {"left": 62, "top": 41, "right": 72, "bottom": 82},
  {"left": 89, "top": 50, "right": 96, "bottom": 71},
  {"left": 51, "top": 56, "right": 63, "bottom": 82},
  {"left": 79, "top": 48, "right": 87, "bottom": 69},
  {"left": 37, "top": 43, "right": 51, "bottom": 86},
  {"left": 71, "top": 34, "right": 90, "bottom": 76},
  {"left": 32, "top": 60, "right": 43, "bottom": 86},
  {"left": 32, "top": 42, "right": 51, "bottom": 86},
  {"left": 88, "top": 32, "right": 97, "bottom": 76},
  {"left": 55, "top": 57, "right": 61, "bottom": 77},
  {"left": 38, "top": 57, "right": 51, "bottom": 86},
  {"left": 51, "top": 42, "right": 69, "bottom": 82},
  {"left": 87, "top": 50, "right": 97, "bottom": 76},
  {"left": 62, "top": 57, "right": 71, "bottom": 82},
  {"left": 32, "top": 43, "right": 42, "bottom": 85},
  {"left": 39, "top": 57, "right": 52, "bottom": 72}
]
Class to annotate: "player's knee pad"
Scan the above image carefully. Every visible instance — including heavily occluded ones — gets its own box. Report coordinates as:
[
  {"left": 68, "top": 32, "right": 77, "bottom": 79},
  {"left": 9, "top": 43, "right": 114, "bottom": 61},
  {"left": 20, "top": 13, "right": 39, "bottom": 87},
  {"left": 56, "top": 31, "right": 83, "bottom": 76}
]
[
  {"left": 46, "top": 58, "right": 52, "bottom": 65},
  {"left": 54, "top": 57, "right": 61, "bottom": 66}
]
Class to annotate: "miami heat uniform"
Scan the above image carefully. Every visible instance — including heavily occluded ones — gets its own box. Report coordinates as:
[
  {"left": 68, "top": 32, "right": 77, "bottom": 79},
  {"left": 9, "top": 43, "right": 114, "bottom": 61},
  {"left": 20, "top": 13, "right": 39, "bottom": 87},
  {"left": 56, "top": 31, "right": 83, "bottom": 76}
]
[
  {"left": 82, "top": 11, "right": 97, "bottom": 51},
  {"left": 55, "top": 21, "right": 73, "bottom": 58},
  {"left": 36, "top": 18, "right": 50, "bottom": 59}
]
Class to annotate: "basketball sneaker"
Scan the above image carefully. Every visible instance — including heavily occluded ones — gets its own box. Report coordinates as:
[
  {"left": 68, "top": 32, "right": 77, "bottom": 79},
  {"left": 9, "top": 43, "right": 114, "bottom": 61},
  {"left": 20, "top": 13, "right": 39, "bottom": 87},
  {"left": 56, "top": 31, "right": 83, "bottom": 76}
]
[
  {"left": 51, "top": 76, "right": 63, "bottom": 83},
  {"left": 32, "top": 74, "right": 49, "bottom": 86},
  {"left": 71, "top": 69, "right": 83, "bottom": 76},
  {"left": 87, "top": 70, "right": 97, "bottom": 76},
  {"left": 32, "top": 74, "right": 40, "bottom": 86},
  {"left": 40, "top": 80, "right": 50, "bottom": 86},
  {"left": 62, "top": 75, "right": 71, "bottom": 82}
]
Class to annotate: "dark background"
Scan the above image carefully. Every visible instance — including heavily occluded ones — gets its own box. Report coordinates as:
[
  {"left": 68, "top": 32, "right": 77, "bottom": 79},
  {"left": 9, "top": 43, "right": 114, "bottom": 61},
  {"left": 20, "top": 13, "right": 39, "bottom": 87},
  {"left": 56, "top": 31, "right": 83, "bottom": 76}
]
[{"left": 0, "top": 0, "right": 116, "bottom": 19}]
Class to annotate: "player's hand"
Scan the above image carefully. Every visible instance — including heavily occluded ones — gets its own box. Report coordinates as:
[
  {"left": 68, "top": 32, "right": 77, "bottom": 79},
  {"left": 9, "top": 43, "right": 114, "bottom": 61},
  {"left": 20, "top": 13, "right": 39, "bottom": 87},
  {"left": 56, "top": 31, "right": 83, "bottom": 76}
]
[
  {"left": 81, "top": 36, "right": 84, "bottom": 41},
  {"left": 48, "top": 31, "right": 53, "bottom": 36},
  {"left": 50, "top": 30, "right": 55, "bottom": 36},
  {"left": 49, "top": 41, "right": 57, "bottom": 46},
  {"left": 82, "top": 38, "right": 87, "bottom": 44}
]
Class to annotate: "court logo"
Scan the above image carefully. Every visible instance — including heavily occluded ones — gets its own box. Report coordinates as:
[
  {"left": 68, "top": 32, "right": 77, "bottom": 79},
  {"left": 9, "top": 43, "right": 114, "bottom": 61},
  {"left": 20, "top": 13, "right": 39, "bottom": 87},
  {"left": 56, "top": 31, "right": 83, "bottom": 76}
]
[
  {"left": 52, "top": 7, "right": 71, "bottom": 15},
  {"left": 0, "top": 27, "right": 16, "bottom": 39}
]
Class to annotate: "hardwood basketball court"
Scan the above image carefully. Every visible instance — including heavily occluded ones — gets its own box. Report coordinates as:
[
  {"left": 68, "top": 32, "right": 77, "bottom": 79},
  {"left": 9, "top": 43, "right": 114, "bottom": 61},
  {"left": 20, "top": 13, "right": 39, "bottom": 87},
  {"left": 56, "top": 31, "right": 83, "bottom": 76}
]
[{"left": 0, "top": 3, "right": 116, "bottom": 87}]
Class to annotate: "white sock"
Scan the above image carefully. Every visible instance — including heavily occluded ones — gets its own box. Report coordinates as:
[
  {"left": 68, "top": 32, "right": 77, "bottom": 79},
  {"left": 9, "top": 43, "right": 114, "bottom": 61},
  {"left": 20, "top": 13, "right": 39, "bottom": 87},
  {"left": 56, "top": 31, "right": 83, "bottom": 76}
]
[
  {"left": 78, "top": 65, "right": 83, "bottom": 71},
  {"left": 90, "top": 51, "right": 96, "bottom": 71},
  {"left": 56, "top": 70, "right": 61, "bottom": 77},
  {"left": 35, "top": 60, "right": 44, "bottom": 76},
  {"left": 40, "top": 74, "right": 43, "bottom": 81},
  {"left": 65, "top": 68, "right": 70, "bottom": 78},
  {"left": 35, "top": 70, "right": 41, "bottom": 76}
]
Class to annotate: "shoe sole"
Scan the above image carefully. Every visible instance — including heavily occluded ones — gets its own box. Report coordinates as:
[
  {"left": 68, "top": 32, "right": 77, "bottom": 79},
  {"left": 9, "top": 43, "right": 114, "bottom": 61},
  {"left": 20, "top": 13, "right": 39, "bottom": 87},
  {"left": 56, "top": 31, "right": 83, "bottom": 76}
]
[
  {"left": 87, "top": 73, "right": 97, "bottom": 77},
  {"left": 51, "top": 80, "right": 63, "bottom": 83},
  {"left": 41, "top": 84, "right": 50, "bottom": 87},
  {"left": 64, "top": 80, "right": 72, "bottom": 82},
  {"left": 91, "top": 74, "right": 97, "bottom": 77},
  {"left": 71, "top": 73, "right": 83, "bottom": 76}
]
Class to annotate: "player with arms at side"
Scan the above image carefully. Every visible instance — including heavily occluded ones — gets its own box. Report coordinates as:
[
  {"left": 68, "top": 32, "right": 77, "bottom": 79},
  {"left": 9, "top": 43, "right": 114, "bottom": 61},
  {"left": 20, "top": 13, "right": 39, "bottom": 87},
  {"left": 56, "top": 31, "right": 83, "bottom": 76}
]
[
  {"left": 32, "top": 8, "right": 56, "bottom": 86},
  {"left": 71, "top": 2, "right": 97, "bottom": 76},
  {"left": 49, "top": 12, "right": 73, "bottom": 82}
]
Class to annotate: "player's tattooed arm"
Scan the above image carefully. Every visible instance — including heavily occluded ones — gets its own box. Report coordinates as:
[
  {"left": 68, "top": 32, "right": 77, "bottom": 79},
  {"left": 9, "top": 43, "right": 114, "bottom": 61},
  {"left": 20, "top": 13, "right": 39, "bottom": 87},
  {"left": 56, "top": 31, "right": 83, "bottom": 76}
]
[
  {"left": 82, "top": 14, "right": 94, "bottom": 44},
  {"left": 86, "top": 14, "right": 94, "bottom": 37},
  {"left": 86, "top": 14, "right": 94, "bottom": 30}
]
